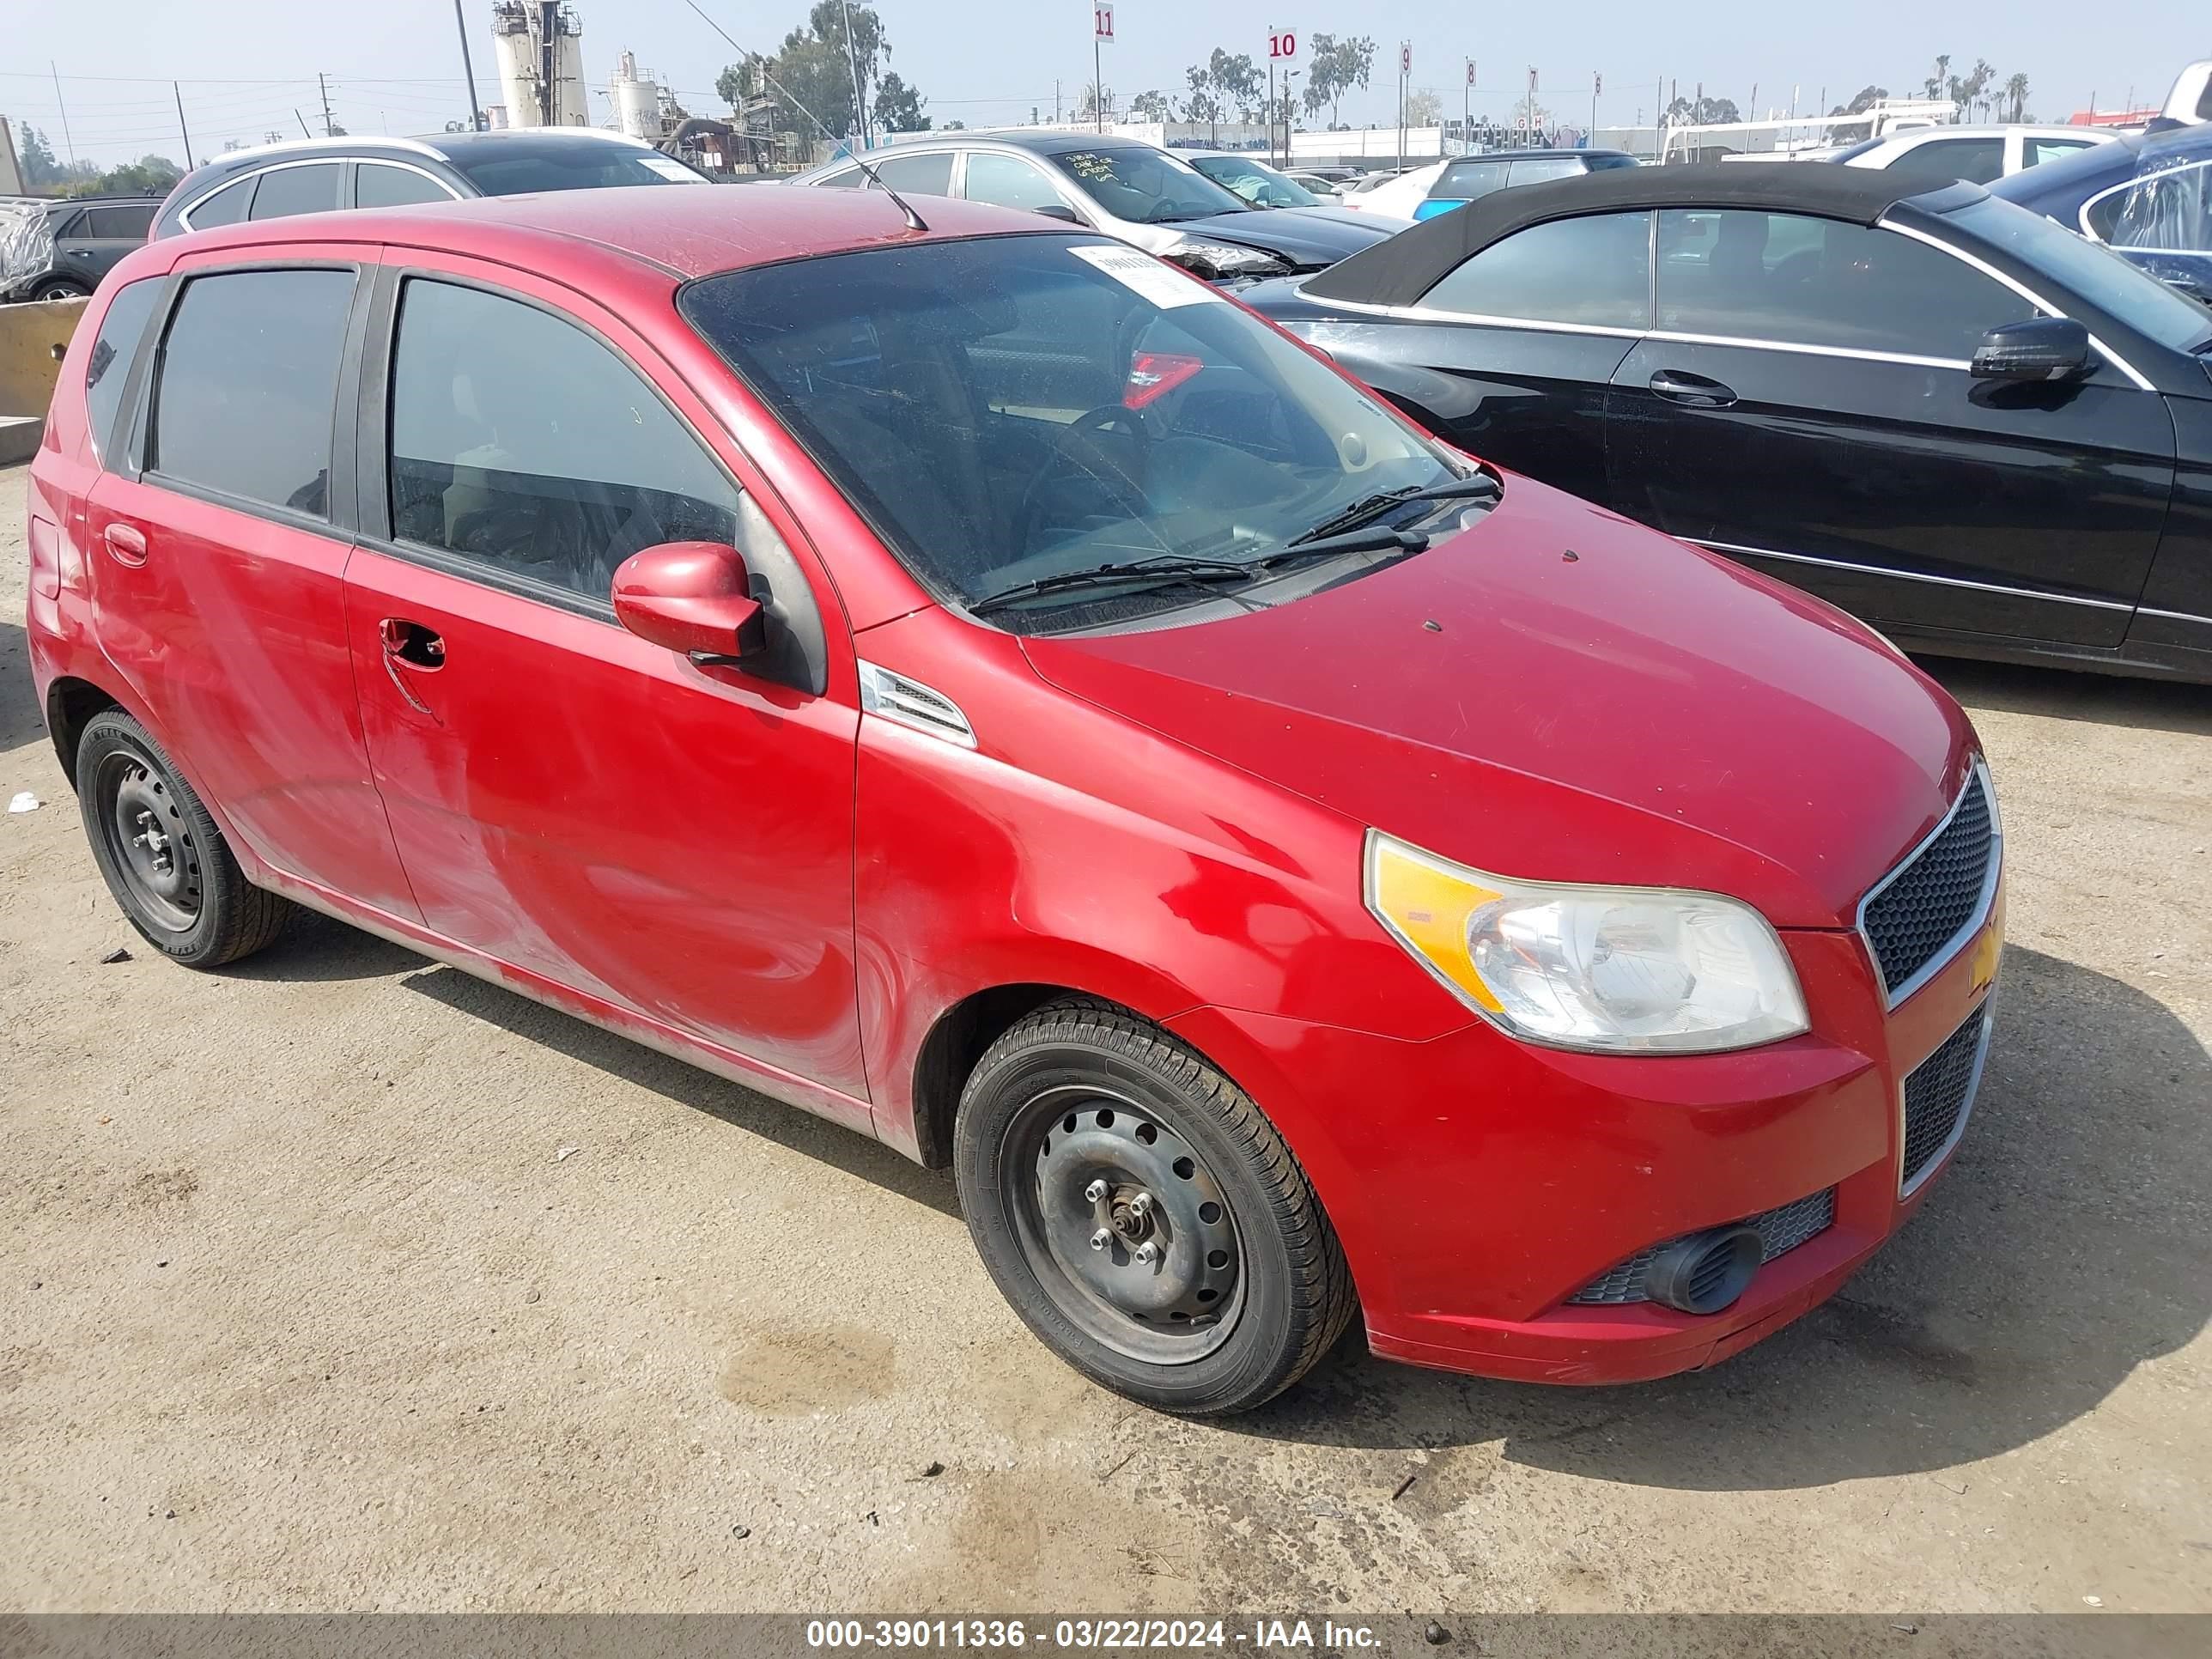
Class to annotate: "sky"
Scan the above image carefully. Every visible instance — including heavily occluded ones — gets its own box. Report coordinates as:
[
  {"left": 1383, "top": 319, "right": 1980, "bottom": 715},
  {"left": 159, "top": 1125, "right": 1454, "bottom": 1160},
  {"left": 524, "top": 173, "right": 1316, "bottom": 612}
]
[{"left": 5, "top": 0, "right": 2208, "bottom": 170}]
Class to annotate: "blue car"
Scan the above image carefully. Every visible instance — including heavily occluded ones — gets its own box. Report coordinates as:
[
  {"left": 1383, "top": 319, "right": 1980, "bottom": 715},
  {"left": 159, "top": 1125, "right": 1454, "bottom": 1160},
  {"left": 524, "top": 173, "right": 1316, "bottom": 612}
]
[{"left": 1993, "top": 124, "right": 2212, "bottom": 301}]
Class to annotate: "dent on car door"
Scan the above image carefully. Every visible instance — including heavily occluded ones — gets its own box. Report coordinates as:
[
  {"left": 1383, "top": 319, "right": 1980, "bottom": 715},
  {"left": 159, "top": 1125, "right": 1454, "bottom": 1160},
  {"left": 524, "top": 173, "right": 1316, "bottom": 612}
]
[
  {"left": 84, "top": 254, "right": 422, "bottom": 918},
  {"left": 1607, "top": 209, "right": 2175, "bottom": 647},
  {"left": 341, "top": 262, "right": 870, "bottom": 1109},
  {"left": 1321, "top": 210, "right": 1650, "bottom": 506}
]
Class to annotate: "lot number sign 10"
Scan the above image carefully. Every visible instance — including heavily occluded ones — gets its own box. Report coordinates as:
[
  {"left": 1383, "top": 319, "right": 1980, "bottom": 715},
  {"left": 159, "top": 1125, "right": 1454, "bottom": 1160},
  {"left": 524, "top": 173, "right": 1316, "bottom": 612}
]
[{"left": 1270, "top": 31, "right": 1297, "bottom": 60}]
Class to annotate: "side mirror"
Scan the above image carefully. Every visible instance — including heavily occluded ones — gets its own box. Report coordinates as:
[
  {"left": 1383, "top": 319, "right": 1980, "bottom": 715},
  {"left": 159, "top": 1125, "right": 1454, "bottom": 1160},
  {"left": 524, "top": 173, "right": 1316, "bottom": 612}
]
[
  {"left": 612, "top": 542, "right": 768, "bottom": 666},
  {"left": 1970, "top": 317, "right": 2093, "bottom": 382},
  {"left": 1032, "top": 203, "right": 1082, "bottom": 223}
]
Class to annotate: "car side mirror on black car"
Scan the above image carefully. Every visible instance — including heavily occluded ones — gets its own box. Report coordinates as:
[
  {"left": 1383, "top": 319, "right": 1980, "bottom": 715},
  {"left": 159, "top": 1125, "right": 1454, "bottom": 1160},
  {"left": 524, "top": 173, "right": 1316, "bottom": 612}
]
[
  {"left": 1970, "top": 317, "right": 2094, "bottom": 382},
  {"left": 612, "top": 542, "right": 769, "bottom": 668}
]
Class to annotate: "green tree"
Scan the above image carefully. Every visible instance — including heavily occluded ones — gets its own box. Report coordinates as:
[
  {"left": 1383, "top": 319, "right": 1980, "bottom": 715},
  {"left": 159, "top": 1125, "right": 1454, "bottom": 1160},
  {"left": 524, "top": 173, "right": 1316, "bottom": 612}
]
[
  {"left": 15, "top": 121, "right": 63, "bottom": 186},
  {"left": 1302, "top": 33, "right": 1374, "bottom": 127},
  {"left": 1207, "top": 50, "right": 1263, "bottom": 120},
  {"left": 1130, "top": 89, "right": 1171, "bottom": 121},
  {"left": 69, "top": 154, "right": 182, "bottom": 197},
  {"left": 872, "top": 70, "right": 927, "bottom": 132},
  {"left": 1949, "top": 58, "right": 1995, "bottom": 123},
  {"left": 1828, "top": 85, "right": 1890, "bottom": 115},
  {"left": 1405, "top": 88, "right": 1443, "bottom": 127},
  {"left": 1181, "top": 65, "right": 1224, "bottom": 125},
  {"left": 2003, "top": 72, "right": 2031, "bottom": 122},
  {"left": 1925, "top": 54, "right": 1952, "bottom": 102},
  {"left": 1665, "top": 94, "right": 1741, "bottom": 125},
  {"left": 721, "top": 3, "right": 904, "bottom": 143}
]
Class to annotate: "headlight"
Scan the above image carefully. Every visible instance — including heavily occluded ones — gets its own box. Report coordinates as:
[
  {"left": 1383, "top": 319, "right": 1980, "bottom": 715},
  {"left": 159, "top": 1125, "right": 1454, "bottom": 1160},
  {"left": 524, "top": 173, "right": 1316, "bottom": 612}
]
[
  {"left": 1162, "top": 238, "right": 1293, "bottom": 281},
  {"left": 1363, "top": 831, "right": 1809, "bottom": 1054}
]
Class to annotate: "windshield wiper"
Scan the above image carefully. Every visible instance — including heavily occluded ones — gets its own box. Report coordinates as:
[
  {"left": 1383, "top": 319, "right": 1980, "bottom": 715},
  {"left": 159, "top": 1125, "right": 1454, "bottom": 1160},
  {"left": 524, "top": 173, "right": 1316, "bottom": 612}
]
[
  {"left": 967, "top": 556, "right": 1261, "bottom": 616},
  {"left": 1290, "top": 473, "right": 1501, "bottom": 546},
  {"left": 967, "top": 532, "right": 1428, "bottom": 617}
]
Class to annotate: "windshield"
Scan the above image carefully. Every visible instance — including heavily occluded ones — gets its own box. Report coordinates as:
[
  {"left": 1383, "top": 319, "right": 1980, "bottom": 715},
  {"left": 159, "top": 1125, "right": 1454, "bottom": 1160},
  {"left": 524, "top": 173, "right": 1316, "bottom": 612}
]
[
  {"left": 446, "top": 141, "right": 709, "bottom": 196},
  {"left": 1944, "top": 194, "right": 2212, "bottom": 351},
  {"left": 1049, "top": 148, "right": 1251, "bottom": 224},
  {"left": 681, "top": 235, "right": 1459, "bottom": 632},
  {"left": 1188, "top": 154, "right": 1322, "bottom": 208}
]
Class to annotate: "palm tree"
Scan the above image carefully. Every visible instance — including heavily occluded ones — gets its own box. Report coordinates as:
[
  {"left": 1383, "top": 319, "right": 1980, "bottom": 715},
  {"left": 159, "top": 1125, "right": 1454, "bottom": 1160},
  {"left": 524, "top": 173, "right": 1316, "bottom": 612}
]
[{"left": 2004, "top": 73, "right": 2030, "bottom": 123}]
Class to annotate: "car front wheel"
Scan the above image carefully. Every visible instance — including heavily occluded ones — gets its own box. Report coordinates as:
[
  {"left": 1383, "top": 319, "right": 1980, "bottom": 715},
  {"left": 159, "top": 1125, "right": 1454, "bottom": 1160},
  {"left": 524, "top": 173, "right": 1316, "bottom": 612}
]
[
  {"left": 31, "top": 276, "right": 92, "bottom": 302},
  {"left": 954, "top": 997, "right": 1357, "bottom": 1415},
  {"left": 75, "top": 711, "right": 293, "bottom": 968}
]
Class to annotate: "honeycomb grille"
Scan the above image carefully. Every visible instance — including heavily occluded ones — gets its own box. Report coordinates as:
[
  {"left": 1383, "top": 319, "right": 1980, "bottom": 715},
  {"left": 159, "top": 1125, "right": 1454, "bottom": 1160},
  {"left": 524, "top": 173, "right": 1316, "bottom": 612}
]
[
  {"left": 1567, "top": 1188, "right": 1838, "bottom": 1306},
  {"left": 1863, "top": 771, "right": 1995, "bottom": 998},
  {"left": 1902, "top": 1010, "right": 1987, "bottom": 1190}
]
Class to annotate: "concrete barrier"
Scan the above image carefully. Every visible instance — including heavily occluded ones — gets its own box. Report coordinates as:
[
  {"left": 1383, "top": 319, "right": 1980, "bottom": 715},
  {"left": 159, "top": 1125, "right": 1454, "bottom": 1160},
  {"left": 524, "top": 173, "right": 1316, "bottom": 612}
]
[{"left": 0, "top": 295, "right": 89, "bottom": 464}]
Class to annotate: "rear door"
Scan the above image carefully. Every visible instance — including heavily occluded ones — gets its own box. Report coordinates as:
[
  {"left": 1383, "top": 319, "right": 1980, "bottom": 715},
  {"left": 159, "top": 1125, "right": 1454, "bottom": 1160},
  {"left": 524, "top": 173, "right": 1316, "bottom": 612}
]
[
  {"left": 1607, "top": 208, "right": 2174, "bottom": 647},
  {"left": 341, "top": 255, "right": 869, "bottom": 1110},
  {"left": 63, "top": 204, "right": 158, "bottom": 284},
  {"left": 84, "top": 245, "right": 421, "bottom": 917},
  {"left": 1316, "top": 210, "right": 1652, "bottom": 505}
]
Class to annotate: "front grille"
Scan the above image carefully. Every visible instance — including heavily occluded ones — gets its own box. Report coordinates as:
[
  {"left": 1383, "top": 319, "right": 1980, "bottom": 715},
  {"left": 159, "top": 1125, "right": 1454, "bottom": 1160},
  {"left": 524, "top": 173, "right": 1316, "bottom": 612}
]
[
  {"left": 1901, "top": 1009, "right": 1989, "bottom": 1191},
  {"left": 1862, "top": 769, "right": 1996, "bottom": 999},
  {"left": 1567, "top": 1188, "right": 1837, "bottom": 1305}
]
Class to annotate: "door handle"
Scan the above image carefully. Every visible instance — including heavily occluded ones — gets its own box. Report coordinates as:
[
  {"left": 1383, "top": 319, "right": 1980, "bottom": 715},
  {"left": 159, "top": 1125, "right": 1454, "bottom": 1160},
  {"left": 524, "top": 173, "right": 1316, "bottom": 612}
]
[
  {"left": 67, "top": 248, "right": 94, "bottom": 258},
  {"left": 379, "top": 617, "right": 446, "bottom": 669},
  {"left": 1649, "top": 370, "right": 1738, "bottom": 408},
  {"left": 102, "top": 522, "right": 148, "bottom": 564}
]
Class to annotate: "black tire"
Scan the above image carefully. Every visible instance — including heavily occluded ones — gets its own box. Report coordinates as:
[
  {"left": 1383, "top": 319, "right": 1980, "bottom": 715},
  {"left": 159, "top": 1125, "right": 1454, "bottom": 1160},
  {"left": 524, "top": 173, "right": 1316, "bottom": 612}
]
[
  {"left": 954, "top": 997, "right": 1357, "bottom": 1415},
  {"left": 31, "top": 276, "right": 92, "bottom": 302},
  {"left": 75, "top": 711, "right": 292, "bottom": 968}
]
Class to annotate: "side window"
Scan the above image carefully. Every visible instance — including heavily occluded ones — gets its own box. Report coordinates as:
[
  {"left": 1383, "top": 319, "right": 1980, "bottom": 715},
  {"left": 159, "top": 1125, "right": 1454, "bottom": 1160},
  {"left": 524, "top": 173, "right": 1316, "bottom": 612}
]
[
  {"left": 150, "top": 269, "right": 355, "bottom": 517},
  {"left": 356, "top": 164, "right": 456, "bottom": 209},
  {"left": 248, "top": 163, "right": 343, "bottom": 221},
  {"left": 1507, "top": 157, "right": 1585, "bottom": 187},
  {"left": 184, "top": 175, "right": 254, "bottom": 229},
  {"left": 2087, "top": 161, "right": 2212, "bottom": 252},
  {"left": 1433, "top": 160, "right": 1507, "bottom": 202},
  {"left": 83, "top": 204, "right": 155, "bottom": 239},
  {"left": 1885, "top": 137, "right": 2004, "bottom": 185},
  {"left": 386, "top": 279, "right": 739, "bottom": 604},
  {"left": 814, "top": 165, "right": 864, "bottom": 189},
  {"left": 963, "top": 152, "right": 1064, "bottom": 213},
  {"left": 2024, "top": 137, "right": 2097, "bottom": 168},
  {"left": 869, "top": 150, "right": 954, "bottom": 196},
  {"left": 83, "top": 277, "right": 162, "bottom": 465},
  {"left": 1420, "top": 211, "right": 1653, "bottom": 329},
  {"left": 50, "top": 211, "right": 87, "bottom": 240},
  {"left": 1656, "top": 210, "right": 2030, "bottom": 359}
]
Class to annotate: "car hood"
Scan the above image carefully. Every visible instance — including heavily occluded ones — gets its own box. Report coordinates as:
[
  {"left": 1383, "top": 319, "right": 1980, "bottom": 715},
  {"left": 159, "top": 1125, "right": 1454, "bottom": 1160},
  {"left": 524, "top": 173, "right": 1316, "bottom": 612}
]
[
  {"left": 1171, "top": 207, "right": 1398, "bottom": 265},
  {"left": 1019, "top": 474, "right": 1975, "bottom": 929}
]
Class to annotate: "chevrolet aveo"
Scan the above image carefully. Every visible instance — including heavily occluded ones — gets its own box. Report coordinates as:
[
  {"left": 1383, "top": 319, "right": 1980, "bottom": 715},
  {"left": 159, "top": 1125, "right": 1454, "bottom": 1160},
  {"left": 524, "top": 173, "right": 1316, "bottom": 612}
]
[{"left": 25, "top": 186, "right": 2004, "bottom": 1414}]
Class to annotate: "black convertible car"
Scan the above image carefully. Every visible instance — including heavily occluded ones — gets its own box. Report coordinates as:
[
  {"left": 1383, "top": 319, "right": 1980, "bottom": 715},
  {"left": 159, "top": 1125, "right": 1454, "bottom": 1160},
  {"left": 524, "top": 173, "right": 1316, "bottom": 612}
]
[{"left": 1243, "top": 163, "right": 2212, "bottom": 682}]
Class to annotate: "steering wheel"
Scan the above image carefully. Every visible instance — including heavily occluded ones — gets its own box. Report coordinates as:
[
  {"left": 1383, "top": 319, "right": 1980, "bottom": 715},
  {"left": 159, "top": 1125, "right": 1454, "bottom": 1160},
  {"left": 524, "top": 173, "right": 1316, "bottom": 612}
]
[{"left": 1014, "top": 404, "right": 1155, "bottom": 556}]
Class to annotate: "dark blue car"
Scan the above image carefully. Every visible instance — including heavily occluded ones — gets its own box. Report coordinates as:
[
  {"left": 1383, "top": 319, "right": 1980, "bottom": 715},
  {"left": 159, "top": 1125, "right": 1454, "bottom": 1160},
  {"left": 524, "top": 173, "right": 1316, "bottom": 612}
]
[{"left": 1993, "top": 125, "right": 2212, "bottom": 301}]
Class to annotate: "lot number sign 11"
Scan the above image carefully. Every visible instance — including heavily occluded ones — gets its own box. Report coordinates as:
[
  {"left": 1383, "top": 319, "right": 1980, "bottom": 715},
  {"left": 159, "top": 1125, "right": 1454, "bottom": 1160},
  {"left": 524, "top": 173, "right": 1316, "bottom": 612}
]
[{"left": 1095, "top": 4, "right": 1114, "bottom": 41}]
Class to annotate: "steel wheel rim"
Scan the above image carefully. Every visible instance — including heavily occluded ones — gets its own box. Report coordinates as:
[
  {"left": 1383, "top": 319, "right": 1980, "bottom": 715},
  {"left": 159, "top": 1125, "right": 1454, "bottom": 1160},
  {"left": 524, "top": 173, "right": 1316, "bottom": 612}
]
[
  {"left": 1002, "top": 1084, "right": 1245, "bottom": 1364},
  {"left": 93, "top": 748, "right": 202, "bottom": 933}
]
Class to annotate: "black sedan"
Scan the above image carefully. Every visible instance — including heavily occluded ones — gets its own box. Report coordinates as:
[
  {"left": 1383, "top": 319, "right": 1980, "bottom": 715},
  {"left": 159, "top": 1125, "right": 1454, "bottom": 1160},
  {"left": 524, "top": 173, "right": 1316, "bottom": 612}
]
[{"left": 1243, "top": 162, "right": 2212, "bottom": 681}]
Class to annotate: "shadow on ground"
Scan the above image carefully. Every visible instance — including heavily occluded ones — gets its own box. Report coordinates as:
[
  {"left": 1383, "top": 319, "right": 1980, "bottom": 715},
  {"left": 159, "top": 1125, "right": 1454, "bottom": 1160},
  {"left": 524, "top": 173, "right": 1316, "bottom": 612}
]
[
  {"left": 1230, "top": 945, "right": 2209, "bottom": 1486},
  {"left": 396, "top": 959, "right": 961, "bottom": 1220},
  {"left": 1923, "top": 654, "right": 2212, "bottom": 737},
  {"left": 3, "top": 619, "right": 46, "bottom": 755}
]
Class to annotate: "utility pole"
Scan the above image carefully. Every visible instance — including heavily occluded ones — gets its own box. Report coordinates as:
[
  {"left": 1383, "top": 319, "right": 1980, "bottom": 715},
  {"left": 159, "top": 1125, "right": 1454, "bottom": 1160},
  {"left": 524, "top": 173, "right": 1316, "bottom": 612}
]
[
  {"left": 1463, "top": 59, "right": 1474, "bottom": 153},
  {"left": 173, "top": 82, "right": 196, "bottom": 169},
  {"left": 1591, "top": 71, "right": 1600, "bottom": 143},
  {"left": 50, "top": 62, "right": 78, "bottom": 171},
  {"left": 295, "top": 109, "right": 313, "bottom": 139},
  {"left": 453, "top": 0, "right": 484, "bottom": 132},
  {"left": 538, "top": 3, "right": 558, "bottom": 128},
  {"left": 841, "top": 0, "right": 867, "bottom": 146},
  {"left": 1396, "top": 42, "right": 1408, "bottom": 172},
  {"left": 1093, "top": 27, "right": 1104, "bottom": 131},
  {"left": 319, "top": 71, "right": 337, "bottom": 136}
]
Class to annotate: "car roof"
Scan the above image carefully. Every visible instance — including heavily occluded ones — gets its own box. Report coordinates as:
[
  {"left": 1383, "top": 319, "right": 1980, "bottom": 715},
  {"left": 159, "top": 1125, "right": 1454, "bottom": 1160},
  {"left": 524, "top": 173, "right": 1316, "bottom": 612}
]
[
  {"left": 1883, "top": 124, "right": 2102, "bottom": 140},
  {"left": 161, "top": 181, "right": 1067, "bottom": 283},
  {"left": 48, "top": 194, "right": 164, "bottom": 211},
  {"left": 955, "top": 129, "right": 1157, "bottom": 156},
  {"left": 1450, "top": 149, "right": 1632, "bottom": 162},
  {"left": 1303, "top": 161, "right": 1978, "bottom": 307},
  {"left": 1992, "top": 121, "right": 2212, "bottom": 212}
]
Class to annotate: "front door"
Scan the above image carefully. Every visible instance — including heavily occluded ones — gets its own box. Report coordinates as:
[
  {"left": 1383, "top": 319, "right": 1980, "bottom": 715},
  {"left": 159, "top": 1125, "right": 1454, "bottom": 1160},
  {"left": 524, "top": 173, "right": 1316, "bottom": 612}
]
[
  {"left": 342, "top": 261, "right": 869, "bottom": 1110},
  {"left": 1607, "top": 208, "right": 2175, "bottom": 647}
]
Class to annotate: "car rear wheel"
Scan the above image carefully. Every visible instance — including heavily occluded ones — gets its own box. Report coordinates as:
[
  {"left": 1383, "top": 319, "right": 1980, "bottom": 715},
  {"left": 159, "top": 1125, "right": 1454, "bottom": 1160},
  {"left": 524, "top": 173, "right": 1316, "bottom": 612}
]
[
  {"left": 31, "top": 276, "right": 92, "bottom": 302},
  {"left": 953, "top": 997, "right": 1356, "bottom": 1415},
  {"left": 75, "top": 711, "right": 292, "bottom": 968}
]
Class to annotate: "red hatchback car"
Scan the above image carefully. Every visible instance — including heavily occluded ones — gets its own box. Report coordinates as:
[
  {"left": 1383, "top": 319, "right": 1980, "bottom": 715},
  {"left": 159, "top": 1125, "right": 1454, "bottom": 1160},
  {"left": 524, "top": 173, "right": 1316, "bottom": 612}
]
[{"left": 25, "top": 186, "right": 2004, "bottom": 1413}]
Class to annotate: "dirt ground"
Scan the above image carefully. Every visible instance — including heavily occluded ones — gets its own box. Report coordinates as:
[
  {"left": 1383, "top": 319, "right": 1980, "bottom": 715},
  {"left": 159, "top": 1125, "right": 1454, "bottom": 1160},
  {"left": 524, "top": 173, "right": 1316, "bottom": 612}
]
[{"left": 3, "top": 460, "right": 2209, "bottom": 1616}]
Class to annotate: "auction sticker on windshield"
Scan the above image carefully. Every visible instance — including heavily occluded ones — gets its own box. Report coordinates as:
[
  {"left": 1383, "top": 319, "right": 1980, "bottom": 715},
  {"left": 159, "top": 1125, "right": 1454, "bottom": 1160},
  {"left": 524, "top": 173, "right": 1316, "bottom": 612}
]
[{"left": 1068, "top": 243, "right": 1224, "bottom": 308}]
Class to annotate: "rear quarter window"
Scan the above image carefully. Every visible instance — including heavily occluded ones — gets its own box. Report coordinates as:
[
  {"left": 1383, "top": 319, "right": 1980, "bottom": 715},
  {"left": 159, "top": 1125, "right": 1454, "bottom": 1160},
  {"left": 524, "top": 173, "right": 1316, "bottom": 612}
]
[{"left": 83, "top": 278, "right": 163, "bottom": 465}]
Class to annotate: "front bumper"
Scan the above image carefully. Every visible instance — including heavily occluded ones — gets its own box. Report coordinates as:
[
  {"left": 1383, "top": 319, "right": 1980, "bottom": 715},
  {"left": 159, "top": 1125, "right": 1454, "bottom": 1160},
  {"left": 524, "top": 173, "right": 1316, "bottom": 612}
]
[{"left": 1164, "top": 894, "right": 2002, "bottom": 1386}]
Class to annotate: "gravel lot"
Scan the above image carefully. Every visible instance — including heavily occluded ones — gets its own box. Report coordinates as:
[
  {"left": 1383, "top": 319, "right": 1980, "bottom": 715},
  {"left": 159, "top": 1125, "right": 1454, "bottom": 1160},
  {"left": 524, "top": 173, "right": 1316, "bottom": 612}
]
[{"left": 3, "top": 460, "right": 2208, "bottom": 1616}]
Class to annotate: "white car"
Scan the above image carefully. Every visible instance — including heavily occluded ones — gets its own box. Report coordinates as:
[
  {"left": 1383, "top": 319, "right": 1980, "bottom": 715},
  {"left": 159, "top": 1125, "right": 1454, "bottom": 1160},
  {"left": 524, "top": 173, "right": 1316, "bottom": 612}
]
[
  {"left": 1830, "top": 125, "right": 2114, "bottom": 185},
  {"left": 1336, "top": 150, "right": 1640, "bottom": 220}
]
